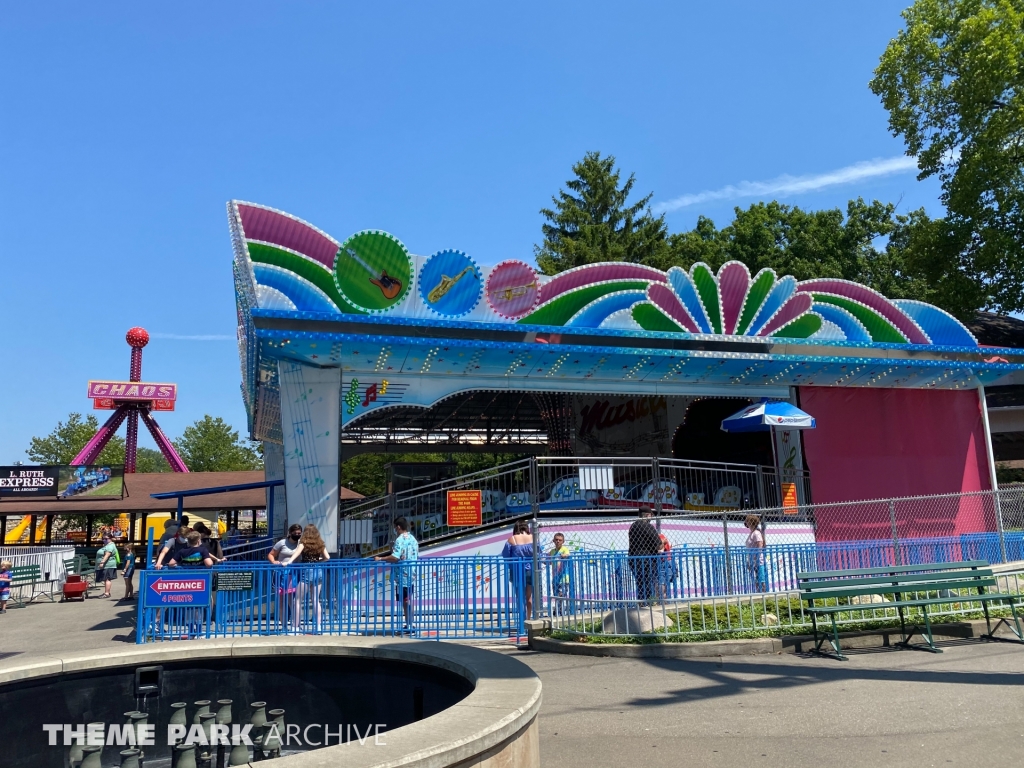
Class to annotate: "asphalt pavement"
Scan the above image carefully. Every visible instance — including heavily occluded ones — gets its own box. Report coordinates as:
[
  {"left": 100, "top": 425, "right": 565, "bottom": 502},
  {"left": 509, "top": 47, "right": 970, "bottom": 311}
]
[{"left": 3, "top": 584, "right": 1024, "bottom": 767}]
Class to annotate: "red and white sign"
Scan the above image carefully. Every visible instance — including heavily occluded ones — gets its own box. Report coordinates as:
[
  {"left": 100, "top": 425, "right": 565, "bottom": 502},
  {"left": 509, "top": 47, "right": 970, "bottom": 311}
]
[{"left": 88, "top": 381, "right": 177, "bottom": 401}]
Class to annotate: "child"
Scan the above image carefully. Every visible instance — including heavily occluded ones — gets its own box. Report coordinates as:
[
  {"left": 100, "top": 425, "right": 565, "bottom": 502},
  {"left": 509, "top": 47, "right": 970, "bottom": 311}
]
[
  {"left": 121, "top": 546, "right": 137, "bottom": 601},
  {"left": 0, "top": 560, "right": 12, "bottom": 614}
]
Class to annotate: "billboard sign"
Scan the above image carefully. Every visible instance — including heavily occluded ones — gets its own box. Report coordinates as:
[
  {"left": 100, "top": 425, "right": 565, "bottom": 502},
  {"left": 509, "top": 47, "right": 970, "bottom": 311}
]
[
  {"left": 57, "top": 465, "right": 125, "bottom": 500},
  {"left": 87, "top": 381, "right": 177, "bottom": 402},
  {"left": 0, "top": 466, "right": 60, "bottom": 497}
]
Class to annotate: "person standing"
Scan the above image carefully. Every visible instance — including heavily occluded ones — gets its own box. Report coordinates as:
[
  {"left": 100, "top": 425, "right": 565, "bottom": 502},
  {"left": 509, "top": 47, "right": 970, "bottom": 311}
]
[
  {"left": 0, "top": 560, "right": 12, "bottom": 614},
  {"left": 269, "top": 524, "right": 303, "bottom": 628},
  {"left": 168, "top": 530, "right": 215, "bottom": 567},
  {"left": 627, "top": 506, "right": 660, "bottom": 602},
  {"left": 95, "top": 533, "right": 119, "bottom": 598},
  {"left": 193, "top": 523, "right": 224, "bottom": 563},
  {"left": 501, "top": 521, "right": 535, "bottom": 617},
  {"left": 547, "top": 532, "right": 570, "bottom": 615},
  {"left": 121, "top": 545, "right": 137, "bottom": 601},
  {"left": 282, "top": 524, "right": 330, "bottom": 633},
  {"left": 657, "top": 532, "right": 676, "bottom": 599},
  {"left": 374, "top": 517, "right": 419, "bottom": 635},
  {"left": 154, "top": 525, "right": 190, "bottom": 569},
  {"left": 744, "top": 515, "right": 767, "bottom": 592}
]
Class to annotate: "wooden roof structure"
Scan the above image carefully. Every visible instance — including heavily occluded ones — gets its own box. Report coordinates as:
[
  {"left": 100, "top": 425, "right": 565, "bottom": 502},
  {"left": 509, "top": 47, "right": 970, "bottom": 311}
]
[{"left": 0, "top": 471, "right": 363, "bottom": 516}]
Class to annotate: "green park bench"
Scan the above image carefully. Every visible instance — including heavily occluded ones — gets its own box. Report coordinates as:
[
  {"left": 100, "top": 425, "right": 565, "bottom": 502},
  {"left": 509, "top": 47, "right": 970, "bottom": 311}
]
[
  {"left": 8, "top": 564, "right": 57, "bottom": 608},
  {"left": 798, "top": 560, "right": 1024, "bottom": 661}
]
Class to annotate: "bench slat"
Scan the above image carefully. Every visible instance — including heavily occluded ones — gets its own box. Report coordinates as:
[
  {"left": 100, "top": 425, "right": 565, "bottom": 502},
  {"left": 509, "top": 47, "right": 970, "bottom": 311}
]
[
  {"left": 800, "top": 570, "right": 994, "bottom": 591},
  {"left": 803, "top": 577, "right": 999, "bottom": 601},
  {"left": 806, "top": 592, "right": 1024, "bottom": 614},
  {"left": 797, "top": 561, "right": 988, "bottom": 580}
]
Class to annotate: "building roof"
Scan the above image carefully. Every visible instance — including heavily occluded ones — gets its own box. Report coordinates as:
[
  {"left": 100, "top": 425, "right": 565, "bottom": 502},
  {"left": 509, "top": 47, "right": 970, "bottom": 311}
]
[
  {"left": 969, "top": 312, "right": 1024, "bottom": 349},
  {"left": 0, "top": 471, "right": 363, "bottom": 516}
]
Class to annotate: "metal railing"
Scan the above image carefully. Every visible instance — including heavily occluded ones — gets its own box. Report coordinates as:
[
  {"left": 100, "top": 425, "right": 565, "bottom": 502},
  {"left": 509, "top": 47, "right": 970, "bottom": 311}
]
[
  {"left": 340, "top": 456, "right": 812, "bottom": 553},
  {"left": 220, "top": 536, "right": 274, "bottom": 562},
  {"left": 137, "top": 557, "right": 528, "bottom": 643}
]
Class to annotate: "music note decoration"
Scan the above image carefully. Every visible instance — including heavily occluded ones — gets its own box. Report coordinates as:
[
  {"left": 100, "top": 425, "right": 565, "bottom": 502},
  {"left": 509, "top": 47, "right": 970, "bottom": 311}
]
[{"left": 344, "top": 378, "right": 360, "bottom": 415}]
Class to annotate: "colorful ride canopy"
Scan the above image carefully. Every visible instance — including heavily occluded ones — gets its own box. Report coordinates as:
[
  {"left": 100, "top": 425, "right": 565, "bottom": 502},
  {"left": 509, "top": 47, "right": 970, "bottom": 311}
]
[{"left": 229, "top": 201, "right": 978, "bottom": 349}]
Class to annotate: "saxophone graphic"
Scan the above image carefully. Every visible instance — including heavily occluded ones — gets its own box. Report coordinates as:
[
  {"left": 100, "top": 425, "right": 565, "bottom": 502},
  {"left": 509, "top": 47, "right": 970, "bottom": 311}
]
[{"left": 427, "top": 266, "right": 477, "bottom": 303}]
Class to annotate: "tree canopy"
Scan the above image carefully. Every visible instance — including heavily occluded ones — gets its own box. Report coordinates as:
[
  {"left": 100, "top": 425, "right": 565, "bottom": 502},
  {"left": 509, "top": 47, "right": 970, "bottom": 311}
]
[
  {"left": 27, "top": 413, "right": 126, "bottom": 467},
  {"left": 25, "top": 413, "right": 257, "bottom": 473},
  {"left": 655, "top": 198, "right": 941, "bottom": 309},
  {"left": 342, "top": 453, "right": 525, "bottom": 498},
  {"left": 172, "top": 415, "right": 263, "bottom": 472},
  {"left": 534, "top": 149, "right": 997, "bottom": 320},
  {"left": 535, "top": 151, "right": 668, "bottom": 275},
  {"left": 871, "top": 0, "right": 1024, "bottom": 315}
]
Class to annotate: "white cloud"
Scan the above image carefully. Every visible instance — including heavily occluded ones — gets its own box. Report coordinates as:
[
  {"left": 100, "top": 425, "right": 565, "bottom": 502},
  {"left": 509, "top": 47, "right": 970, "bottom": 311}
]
[
  {"left": 150, "top": 333, "right": 235, "bottom": 341},
  {"left": 653, "top": 156, "right": 919, "bottom": 214}
]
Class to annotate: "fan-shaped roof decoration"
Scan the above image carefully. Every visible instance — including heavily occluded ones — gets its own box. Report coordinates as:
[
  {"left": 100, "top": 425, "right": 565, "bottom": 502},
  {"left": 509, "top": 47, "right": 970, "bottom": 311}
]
[{"left": 228, "top": 201, "right": 982, "bottom": 350}]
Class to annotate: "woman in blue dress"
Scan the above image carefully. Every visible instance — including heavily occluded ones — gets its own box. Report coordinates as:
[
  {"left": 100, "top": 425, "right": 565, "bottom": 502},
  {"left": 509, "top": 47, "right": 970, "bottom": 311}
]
[{"left": 501, "top": 520, "right": 534, "bottom": 616}]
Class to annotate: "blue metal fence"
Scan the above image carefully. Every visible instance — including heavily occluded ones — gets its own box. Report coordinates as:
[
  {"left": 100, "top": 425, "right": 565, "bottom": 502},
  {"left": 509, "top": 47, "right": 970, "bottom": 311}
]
[
  {"left": 536, "top": 532, "right": 1024, "bottom": 615},
  {"left": 138, "top": 556, "right": 528, "bottom": 643},
  {"left": 138, "top": 532, "right": 1024, "bottom": 642}
]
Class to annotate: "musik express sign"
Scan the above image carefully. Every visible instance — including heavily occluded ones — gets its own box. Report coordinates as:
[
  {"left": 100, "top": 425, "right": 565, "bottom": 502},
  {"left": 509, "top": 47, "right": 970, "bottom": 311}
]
[{"left": 87, "top": 381, "right": 177, "bottom": 401}]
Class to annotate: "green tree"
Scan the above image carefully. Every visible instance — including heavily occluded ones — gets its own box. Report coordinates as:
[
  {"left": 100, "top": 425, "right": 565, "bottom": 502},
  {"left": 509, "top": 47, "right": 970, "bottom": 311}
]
[
  {"left": 871, "top": 0, "right": 1024, "bottom": 315},
  {"left": 26, "top": 412, "right": 126, "bottom": 466},
  {"left": 172, "top": 416, "right": 263, "bottom": 472},
  {"left": 136, "top": 447, "right": 171, "bottom": 473},
  {"left": 341, "top": 453, "right": 528, "bottom": 498},
  {"left": 535, "top": 152, "right": 668, "bottom": 274},
  {"left": 659, "top": 198, "right": 941, "bottom": 308}
]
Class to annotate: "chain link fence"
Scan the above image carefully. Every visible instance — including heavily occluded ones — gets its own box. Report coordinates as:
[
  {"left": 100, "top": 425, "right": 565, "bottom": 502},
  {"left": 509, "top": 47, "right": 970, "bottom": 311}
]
[{"left": 526, "top": 486, "right": 1024, "bottom": 623}]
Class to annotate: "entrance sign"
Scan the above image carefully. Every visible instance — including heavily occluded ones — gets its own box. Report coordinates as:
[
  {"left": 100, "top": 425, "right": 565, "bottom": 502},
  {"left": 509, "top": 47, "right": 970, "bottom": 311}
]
[
  {"left": 0, "top": 466, "right": 59, "bottom": 497},
  {"left": 142, "top": 572, "right": 211, "bottom": 607},
  {"left": 447, "top": 490, "right": 483, "bottom": 526}
]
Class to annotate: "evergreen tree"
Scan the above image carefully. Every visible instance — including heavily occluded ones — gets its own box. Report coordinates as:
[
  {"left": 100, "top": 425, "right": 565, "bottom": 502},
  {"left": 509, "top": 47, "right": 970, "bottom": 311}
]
[{"left": 535, "top": 152, "right": 668, "bottom": 274}]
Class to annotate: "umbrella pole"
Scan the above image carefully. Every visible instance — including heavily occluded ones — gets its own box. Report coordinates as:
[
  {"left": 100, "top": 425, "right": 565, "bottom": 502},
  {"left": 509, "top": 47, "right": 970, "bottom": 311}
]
[{"left": 770, "top": 426, "right": 783, "bottom": 508}]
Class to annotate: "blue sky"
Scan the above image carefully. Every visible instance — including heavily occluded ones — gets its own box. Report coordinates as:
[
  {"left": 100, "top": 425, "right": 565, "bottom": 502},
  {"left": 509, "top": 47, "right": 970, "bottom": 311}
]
[{"left": 0, "top": 1, "right": 941, "bottom": 463}]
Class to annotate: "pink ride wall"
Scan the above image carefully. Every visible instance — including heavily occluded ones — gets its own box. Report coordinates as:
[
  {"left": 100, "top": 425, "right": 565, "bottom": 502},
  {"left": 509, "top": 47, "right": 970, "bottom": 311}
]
[{"left": 798, "top": 387, "right": 995, "bottom": 540}]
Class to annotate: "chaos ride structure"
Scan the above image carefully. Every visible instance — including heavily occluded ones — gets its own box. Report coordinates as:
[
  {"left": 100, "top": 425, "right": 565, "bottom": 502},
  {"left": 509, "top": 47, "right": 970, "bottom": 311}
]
[
  {"left": 228, "top": 200, "right": 1024, "bottom": 546},
  {"left": 73, "top": 327, "right": 189, "bottom": 473}
]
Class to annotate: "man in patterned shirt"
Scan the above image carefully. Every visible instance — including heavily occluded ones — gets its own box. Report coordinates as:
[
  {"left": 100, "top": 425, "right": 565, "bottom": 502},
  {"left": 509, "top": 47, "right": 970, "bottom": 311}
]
[{"left": 374, "top": 517, "right": 419, "bottom": 634}]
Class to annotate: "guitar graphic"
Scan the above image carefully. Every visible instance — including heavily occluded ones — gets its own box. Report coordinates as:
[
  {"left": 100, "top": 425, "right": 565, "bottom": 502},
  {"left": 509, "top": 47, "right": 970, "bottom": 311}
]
[
  {"left": 344, "top": 247, "right": 403, "bottom": 300},
  {"left": 427, "top": 266, "right": 477, "bottom": 303},
  {"left": 488, "top": 281, "right": 537, "bottom": 302}
]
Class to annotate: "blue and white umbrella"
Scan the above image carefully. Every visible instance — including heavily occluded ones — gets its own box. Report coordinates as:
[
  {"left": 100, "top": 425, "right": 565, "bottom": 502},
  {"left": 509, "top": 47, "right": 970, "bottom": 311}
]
[{"left": 720, "top": 399, "right": 816, "bottom": 433}]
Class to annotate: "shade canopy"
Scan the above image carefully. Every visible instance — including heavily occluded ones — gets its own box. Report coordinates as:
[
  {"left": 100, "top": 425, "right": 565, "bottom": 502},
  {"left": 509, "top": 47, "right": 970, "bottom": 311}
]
[{"left": 721, "top": 399, "right": 816, "bottom": 433}]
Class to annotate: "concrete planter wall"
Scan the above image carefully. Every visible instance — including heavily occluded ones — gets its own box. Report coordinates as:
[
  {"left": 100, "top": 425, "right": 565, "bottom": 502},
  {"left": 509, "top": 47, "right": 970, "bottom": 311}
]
[{"left": 0, "top": 638, "right": 541, "bottom": 768}]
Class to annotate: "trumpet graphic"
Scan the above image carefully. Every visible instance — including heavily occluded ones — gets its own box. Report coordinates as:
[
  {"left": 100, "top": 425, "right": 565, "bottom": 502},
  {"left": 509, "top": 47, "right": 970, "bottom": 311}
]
[
  {"left": 488, "top": 281, "right": 537, "bottom": 302},
  {"left": 427, "top": 266, "right": 477, "bottom": 303}
]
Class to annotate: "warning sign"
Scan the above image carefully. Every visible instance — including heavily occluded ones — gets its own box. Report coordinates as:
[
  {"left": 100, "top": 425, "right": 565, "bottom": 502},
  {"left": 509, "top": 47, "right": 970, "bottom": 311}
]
[
  {"left": 447, "top": 489, "right": 483, "bottom": 527},
  {"left": 781, "top": 482, "right": 799, "bottom": 515}
]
